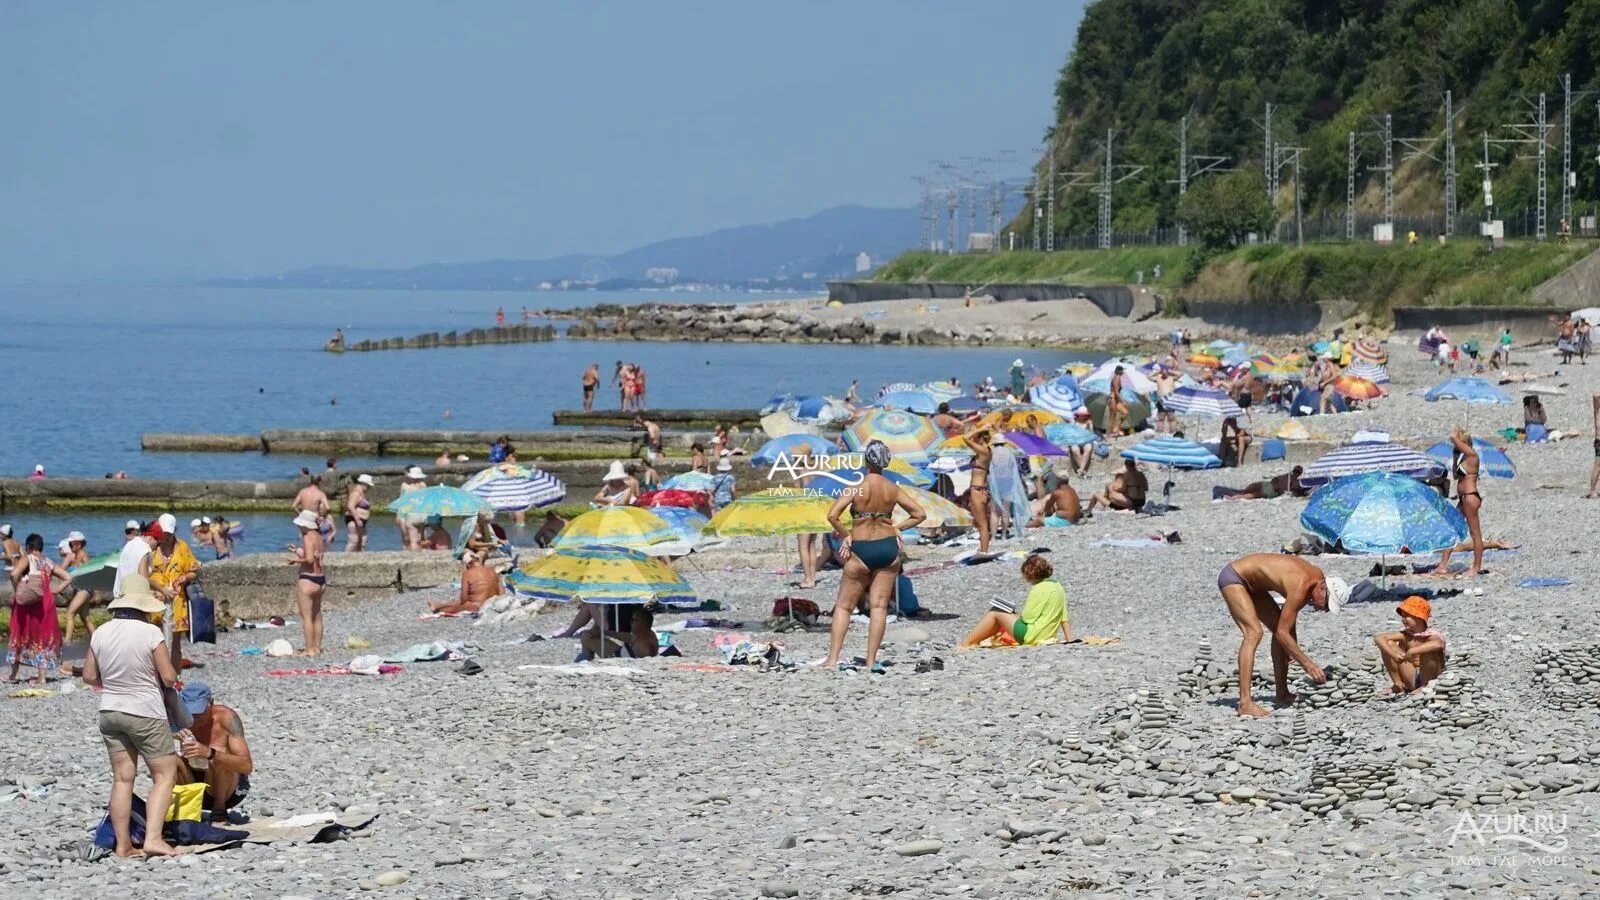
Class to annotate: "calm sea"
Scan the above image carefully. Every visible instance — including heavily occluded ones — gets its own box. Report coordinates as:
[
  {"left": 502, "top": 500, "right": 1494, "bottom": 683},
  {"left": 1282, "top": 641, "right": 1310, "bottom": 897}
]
[{"left": 0, "top": 285, "right": 1102, "bottom": 551}]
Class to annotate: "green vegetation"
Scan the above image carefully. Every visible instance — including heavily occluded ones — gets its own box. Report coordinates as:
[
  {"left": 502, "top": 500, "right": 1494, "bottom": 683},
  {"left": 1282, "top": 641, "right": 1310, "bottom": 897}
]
[
  {"left": 874, "top": 247, "right": 1192, "bottom": 288},
  {"left": 1028, "top": 0, "right": 1600, "bottom": 239},
  {"left": 1178, "top": 171, "right": 1277, "bottom": 251}
]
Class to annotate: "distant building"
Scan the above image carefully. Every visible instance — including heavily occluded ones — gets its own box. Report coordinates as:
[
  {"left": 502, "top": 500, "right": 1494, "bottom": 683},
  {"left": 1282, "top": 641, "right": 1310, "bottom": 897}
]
[
  {"left": 645, "top": 266, "right": 679, "bottom": 284},
  {"left": 855, "top": 252, "right": 872, "bottom": 272}
]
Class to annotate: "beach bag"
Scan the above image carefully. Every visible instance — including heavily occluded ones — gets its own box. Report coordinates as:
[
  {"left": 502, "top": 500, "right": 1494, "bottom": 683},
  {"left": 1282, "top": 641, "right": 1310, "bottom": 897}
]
[
  {"left": 895, "top": 575, "right": 920, "bottom": 617},
  {"left": 771, "top": 597, "right": 820, "bottom": 619},
  {"left": 1260, "top": 438, "right": 1286, "bottom": 462},
  {"left": 11, "top": 573, "right": 44, "bottom": 607},
  {"left": 165, "top": 783, "right": 207, "bottom": 823},
  {"left": 188, "top": 582, "right": 217, "bottom": 645}
]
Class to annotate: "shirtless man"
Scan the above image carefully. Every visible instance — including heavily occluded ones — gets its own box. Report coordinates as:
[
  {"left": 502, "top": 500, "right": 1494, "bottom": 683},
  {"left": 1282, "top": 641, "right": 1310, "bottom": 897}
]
[
  {"left": 1214, "top": 466, "right": 1306, "bottom": 501},
  {"left": 931, "top": 402, "right": 962, "bottom": 436},
  {"left": 581, "top": 363, "right": 600, "bottom": 412},
  {"left": 1105, "top": 366, "right": 1129, "bottom": 436},
  {"left": 292, "top": 475, "right": 334, "bottom": 546},
  {"left": 1217, "top": 553, "right": 1346, "bottom": 717},
  {"left": 1084, "top": 459, "right": 1147, "bottom": 513},
  {"left": 633, "top": 415, "right": 662, "bottom": 456},
  {"left": 429, "top": 551, "right": 502, "bottom": 615},
  {"left": 1027, "top": 473, "right": 1082, "bottom": 525},
  {"left": 1152, "top": 366, "right": 1179, "bottom": 433},
  {"left": 175, "top": 682, "right": 253, "bottom": 823}
]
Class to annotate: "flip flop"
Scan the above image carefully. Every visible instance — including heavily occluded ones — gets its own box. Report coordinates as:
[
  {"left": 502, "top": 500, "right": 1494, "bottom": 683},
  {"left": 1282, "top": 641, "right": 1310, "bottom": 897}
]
[
  {"left": 835, "top": 662, "right": 858, "bottom": 673},
  {"left": 870, "top": 662, "right": 888, "bottom": 675}
]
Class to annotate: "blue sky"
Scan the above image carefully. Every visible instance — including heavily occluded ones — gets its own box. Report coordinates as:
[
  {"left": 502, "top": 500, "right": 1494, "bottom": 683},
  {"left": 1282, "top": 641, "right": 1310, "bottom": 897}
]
[{"left": 1, "top": 1, "right": 1084, "bottom": 281}]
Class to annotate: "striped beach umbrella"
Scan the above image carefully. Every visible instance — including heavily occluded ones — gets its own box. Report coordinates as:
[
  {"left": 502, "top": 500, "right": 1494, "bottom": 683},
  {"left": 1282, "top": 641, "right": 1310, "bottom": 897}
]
[
  {"left": 704, "top": 487, "right": 834, "bottom": 537},
  {"left": 1120, "top": 436, "right": 1221, "bottom": 469},
  {"left": 921, "top": 381, "right": 962, "bottom": 401},
  {"left": 1424, "top": 377, "right": 1512, "bottom": 405},
  {"left": 751, "top": 433, "right": 838, "bottom": 467},
  {"left": 1423, "top": 436, "right": 1515, "bottom": 479},
  {"left": 1028, "top": 376, "right": 1085, "bottom": 418},
  {"left": 387, "top": 485, "right": 493, "bottom": 522},
  {"left": 843, "top": 409, "right": 944, "bottom": 464},
  {"left": 1345, "top": 358, "right": 1390, "bottom": 385},
  {"left": 462, "top": 464, "right": 566, "bottom": 512},
  {"left": 876, "top": 389, "right": 940, "bottom": 415},
  {"left": 889, "top": 486, "right": 972, "bottom": 528},
  {"left": 508, "top": 545, "right": 698, "bottom": 606},
  {"left": 1353, "top": 339, "right": 1388, "bottom": 365},
  {"left": 1332, "top": 375, "right": 1384, "bottom": 400},
  {"left": 1301, "top": 472, "right": 1466, "bottom": 555},
  {"left": 1079, "top": 360, "right": 1156, "bottom": 401},
  {"left": 881, "top": 382, "right": 919, "bottom": 395},
  {"left": 1300, "top": 441, "right": 1443, "bottom": 487},
  {"left": 552, "top": 507, "right": 677, "bottom": 550},
  {"left": 1164, "top": 385, "right": 1244, "bottom": 418}
]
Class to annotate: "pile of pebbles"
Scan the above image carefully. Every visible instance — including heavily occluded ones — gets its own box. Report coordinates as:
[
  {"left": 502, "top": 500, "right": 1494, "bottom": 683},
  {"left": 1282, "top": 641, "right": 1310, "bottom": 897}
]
[{"left": 1531, "top": 643, "right": 1600, "bottom": 710}]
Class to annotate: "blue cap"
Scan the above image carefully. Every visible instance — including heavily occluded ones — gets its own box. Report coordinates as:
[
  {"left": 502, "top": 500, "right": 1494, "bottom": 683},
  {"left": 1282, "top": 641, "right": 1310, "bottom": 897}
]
[{"left": 178, "top": 682, "right": 212, "bottom": 715}]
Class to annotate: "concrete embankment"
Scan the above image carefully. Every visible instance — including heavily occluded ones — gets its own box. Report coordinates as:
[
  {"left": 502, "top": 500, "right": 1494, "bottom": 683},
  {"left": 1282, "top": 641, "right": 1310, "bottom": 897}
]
[
  {"left": 549, "top": 410, "right": 764, "bottom": 428},
  {"left": 199, "top": 551, "right": 459, "bottom": 620},
  {"left": 826, "top": 280, "right": 1142, "bottom": 318},
  {"left": 142, "top": 426, "right": 734, "bottom": 456},
  {"left": 334, "top": 323, "right": 557, "bottom": 352}
]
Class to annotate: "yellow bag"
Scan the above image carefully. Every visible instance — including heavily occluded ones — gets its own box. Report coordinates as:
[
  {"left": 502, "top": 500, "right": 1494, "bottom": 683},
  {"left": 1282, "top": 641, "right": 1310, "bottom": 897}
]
[{"left": 166, "top": 782, "right": 207, "bottom": 823}]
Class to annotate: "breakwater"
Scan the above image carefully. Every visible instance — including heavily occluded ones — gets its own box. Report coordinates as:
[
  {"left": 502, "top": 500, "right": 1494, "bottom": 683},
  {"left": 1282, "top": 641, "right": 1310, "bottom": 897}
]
[
  {"left": 142, "top": 426, "right": 733, "bottom": 456},
  {"left": 332, "top": 323, "right": 556, "bottom": 352}
]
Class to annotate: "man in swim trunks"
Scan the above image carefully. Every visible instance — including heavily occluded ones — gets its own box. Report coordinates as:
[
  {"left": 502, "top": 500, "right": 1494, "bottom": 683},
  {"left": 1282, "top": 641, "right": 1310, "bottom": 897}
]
[
  {"left": 1027, "top": 471, "right": 1082, "bottom": 525},
  {"left": 1105, "top": 366, "right": 1129, "bottom": 436},
  {"left": 1084, "top": 459, "right": 1147, "bottom": 514},
  {"left": 581, "top": 363, "right": 600, "bottom": 412},
  {"left": 1213, "top": 466, "right": 1306, "bottom": 501},
  {"left": 1217, "top": 553, "right": 1346, "bottom": 717}
]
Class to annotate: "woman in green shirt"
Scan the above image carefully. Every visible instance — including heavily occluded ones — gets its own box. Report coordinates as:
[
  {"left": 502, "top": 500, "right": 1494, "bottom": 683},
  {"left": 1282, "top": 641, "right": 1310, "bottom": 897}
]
[{"left": 958, "top": 555, "right": 1071, "bottom": 648}]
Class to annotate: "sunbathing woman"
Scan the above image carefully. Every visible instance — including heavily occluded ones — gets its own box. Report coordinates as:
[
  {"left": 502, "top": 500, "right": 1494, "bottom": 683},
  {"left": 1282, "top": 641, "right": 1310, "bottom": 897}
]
[
  {"left": 820, "top": 440, "right": 926, "bottom": 674},
  {"left": 1431, "top": 427, "right": 1485, "bottom": 575},
  {"left": 963, "top": 426, "right": 994, "bottom": 553}
]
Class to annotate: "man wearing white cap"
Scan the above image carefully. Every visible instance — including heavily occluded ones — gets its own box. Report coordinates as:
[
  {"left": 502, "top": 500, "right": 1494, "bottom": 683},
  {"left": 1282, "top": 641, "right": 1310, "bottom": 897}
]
[
  {"left": 396, "top": 467, "right": 427, "bottom": 550},
  {"left": 1216, "top": 553, "right": 1346, "bottom": 718}
]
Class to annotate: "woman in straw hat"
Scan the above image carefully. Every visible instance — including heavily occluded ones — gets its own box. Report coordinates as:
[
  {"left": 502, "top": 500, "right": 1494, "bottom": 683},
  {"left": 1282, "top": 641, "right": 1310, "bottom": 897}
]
[
  {"left": 82, "top": 576, "right": 181, "bottom": 857},
  {"left": 287, "top": 511, "right": 326, "bottom": 656}
]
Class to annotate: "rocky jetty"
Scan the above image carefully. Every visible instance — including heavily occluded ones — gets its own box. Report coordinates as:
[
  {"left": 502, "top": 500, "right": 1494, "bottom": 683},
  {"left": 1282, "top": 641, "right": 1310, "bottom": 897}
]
[{"left": 338, "top": 323, "right": 556, "bottom": 352}]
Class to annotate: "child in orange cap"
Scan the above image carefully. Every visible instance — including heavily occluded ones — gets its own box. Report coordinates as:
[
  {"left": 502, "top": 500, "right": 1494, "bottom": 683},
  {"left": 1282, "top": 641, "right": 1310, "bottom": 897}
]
[{"left": 1373, "top": 595, "right": 1447, "bottom": 694}]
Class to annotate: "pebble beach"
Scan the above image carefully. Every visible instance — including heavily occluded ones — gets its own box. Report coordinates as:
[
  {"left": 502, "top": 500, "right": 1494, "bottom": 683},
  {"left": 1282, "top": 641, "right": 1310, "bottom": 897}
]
[{"left": 4, "top": 338, "right": 1600, "bottom": 899}]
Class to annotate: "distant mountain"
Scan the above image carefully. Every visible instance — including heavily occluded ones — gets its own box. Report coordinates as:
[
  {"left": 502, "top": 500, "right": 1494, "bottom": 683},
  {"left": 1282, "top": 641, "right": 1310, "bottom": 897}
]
[{"left": 210, "top": 204, "right": 917, "bottom": 291}]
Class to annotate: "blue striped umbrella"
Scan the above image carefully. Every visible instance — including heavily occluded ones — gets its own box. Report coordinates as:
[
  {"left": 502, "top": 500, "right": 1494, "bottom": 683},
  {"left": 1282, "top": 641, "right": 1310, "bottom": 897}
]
[
  {"left": 1301, "top": 472, "right": 1466, "bottom": 555},
  {"left": 1345, "top": 358, "right": 1390, "bottom": 384},
  {"left": 1424, "top": 436, "right": 1515, "bottom": 479},
  {"left": 921, "top": 381, "right": 962, "bottom": 401},
  {"left": 1029, "top": 376, "right": 1084, "bottom": 417},
  {"left": 876, "top": 389, "right": 940, "bottom": 414},
  {"left": 1301, "top": 441, "right": 1443, "bottom": 487},
  {"left": 1164, "top": 385, "right": 1244, "bottom": 418},
  {"left": 1043, "top": 422, "right": 1097, "bottom": 447},
  {"left": 1424, "top": 377, "right": 1511, "bottom": 405},
  {"left": 507, "top": 545, "right": 698, "bottom": 606},
  {"left": 462, "top": 465, "right": 566, "bottom": 511},
  {"left": 1120, "top": 436, "right": 1221, "bottom": 469},
  {"left": 751, "top": 433, "right": 838, "bottom": 467},
  {"left": 387, "top": 485, "right": 493, "bottom": 521},
  {"left": 881, "top": 382, "right": 919, "bottom": 395}
]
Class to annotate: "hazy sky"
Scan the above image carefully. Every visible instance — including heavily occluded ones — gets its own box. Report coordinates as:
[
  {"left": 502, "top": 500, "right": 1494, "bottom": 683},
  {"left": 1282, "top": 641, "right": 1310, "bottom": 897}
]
[{"left": 2, "top": 1, "right": 1084, "bottom": 281}]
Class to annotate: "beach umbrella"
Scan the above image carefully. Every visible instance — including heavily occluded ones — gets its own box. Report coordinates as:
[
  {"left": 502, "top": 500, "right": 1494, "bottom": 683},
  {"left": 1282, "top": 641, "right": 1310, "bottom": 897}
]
[
  {"left": 1332, "top": 375, "right": 1384, "bottom": 401},
  {"left": 1300, "top": 441, "right": 1443, "bottom": 487},
  {"left": 1423, "top": 436, "right": 1516, "bottom": 479},
  {"left": 760, "top": 393, "right": 793, "bottom": 415},
  {"left": 1573, "top": 307, "right": 1600, "bottom": 325},
  {"left": 1043, "top": 422, "right": 1098, "bottom": 447},
  {"left": 462, "top": 464, "right": 566, "bottom": 512},
  {"left": 1080, "top": 360, "right": 1156, "bottom": 400},
  {"left": 1424, "top": 377, "right": 1512, "bottom": 405},
  {"left": 976, "top": 405, "right": 1065, "bottom": 430},
  {"left": 1120, "top": 436, "right": 1221, "bottom": 469},
  {"left": 1353, "top": 339, "right": 1388, "bottom": 365},
  {"left": 751, "top": 433, "right": 839, "bottom": 467},
  {"left": 876, "top": 388, "right": 940, "bottom": 414},
  {"left": 1084, "top": 393, "right": 1151, "bottom": 432},
  {"left": 1164, "top": 385, "right": 1244, "bottom": 418},
  {"left": 635, "top": 489, "right": 709, "bottom": 510},
  {"left": 1003, "top": 430, "right": 1069, "bottom": 457},
  {"left": 1345, "top": 358, "right": 1390, "bottom": 385},
  {"left": 1220, "top": 347, "right": 1252, "bottom": 367},
  {"left": 843, "top": 409, "right": 944, "bottom": 464},
  {"left": 777, "top": 395, "right": 832, "bottom": 421},
  {"left": 1188, "top": 353, "right": 1222, "bottom": 368},
  {"left": 889, "top": 486, "right": 972, "bottom": 528},
  {"left": 1300, "top": 472, "right": 1467, "bottom": 556},
  {"left": 1205, "top": 339, "right": 1237, "bottom": 353},
  {"left": 552, "top": 507, "right": 677, "bottom": 550},
  {"left": 387, "top": 485, "right": 493, "bottom": 522},
  {"left": 881, "top": 382, "right": 919, "bottom": 395},
  {"left": 704, "top": 486, "right": 835, "bottom": 537},
  {"left": 759, "top": 411, "right": 819, "bottom": 439},
  {"left": 1028, "top": 376, "right": 1085, "bottom": 417},
  {"left": 921, "top": 381, "right": 962, "bottom": 401},
  {"left": 647, "top": 507, "right": 711, "bottom": 542},
  {"left": 508, "top": 545, "right": 698, "bottom": 607},
  {"left": 67, "top": 550, "right": 121, "bottom": 595},
  {"left": 885, "top": 458, "right": 935, "bottom": 487},
  {"left": 946, "top": 396, "right": 987, "bottom": 413},
  {"left": 663, "top": 471, "right": 718, "bottom": 492}
]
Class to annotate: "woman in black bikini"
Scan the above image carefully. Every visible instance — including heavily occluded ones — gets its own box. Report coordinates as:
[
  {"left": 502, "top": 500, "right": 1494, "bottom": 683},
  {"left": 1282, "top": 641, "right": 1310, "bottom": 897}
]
[
  {"left": 1431, "top": 427, "right": 1485, "bottom": 576},
  {"left": 820, "top": 440, "right": 926, "bottom": 674},
  {"left": 287, "top": 510, "right": 326, "bottom": 656},
  {"left": 963, "top": 426, "right": 994, "bottom": 553}
]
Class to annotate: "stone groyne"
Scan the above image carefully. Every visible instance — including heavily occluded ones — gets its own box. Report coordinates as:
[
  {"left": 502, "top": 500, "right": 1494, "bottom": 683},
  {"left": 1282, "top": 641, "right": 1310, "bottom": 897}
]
[
  {"left": 331, "top": 323, "right": 556, "bottom": 352},
  {"left": 143, "top": 422, "right": 761, "bottom": 455}
]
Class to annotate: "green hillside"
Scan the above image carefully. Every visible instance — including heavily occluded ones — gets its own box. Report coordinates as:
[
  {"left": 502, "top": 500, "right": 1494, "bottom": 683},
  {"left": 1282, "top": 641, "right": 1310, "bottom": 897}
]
[{"left": 1028, "top": 0, "right": 1600, "bottom": 240}]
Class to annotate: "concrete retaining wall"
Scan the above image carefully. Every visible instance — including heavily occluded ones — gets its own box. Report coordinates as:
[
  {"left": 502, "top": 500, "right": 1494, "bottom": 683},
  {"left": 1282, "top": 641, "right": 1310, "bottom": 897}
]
[
  {"left": 826, "top": 281, "right": 1135, "bottom": 318},
  {"left": 1391, "top": 305, "right": 1561, "bottom": 337},
  {"left": 198, "top": 551, "right": 460, "bottom": 620},
  {"left": 1178, "top": 299, "right": 1353, "bottom": 335}
]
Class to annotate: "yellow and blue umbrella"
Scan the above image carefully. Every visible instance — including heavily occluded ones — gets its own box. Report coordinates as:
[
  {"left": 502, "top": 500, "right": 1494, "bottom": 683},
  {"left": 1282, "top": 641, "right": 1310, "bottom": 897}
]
[
  {"left": 843, "top": 409, "right": 944, "bottom": 465},
  {"left": 1300, "top": 472, "right": 1467, "bottom": 555},
  {"left": 552, "top": 507, "right": 676, "bottom": 550},
  {"left": 975, "top": 405, "right": 1064, "bottom": 430},
  {"left": 704, "top": 487, "right": 834, "bottom": 537},
  {"left": 388, "top": 485, "right": 492, "bottom": 522},
  {"left": 889, "top": 486, "right": 972, "bottom": 528},
  {"left": 508, "top": 545, "right": 698, "bottom": 606},
  {"left": 649, "top": 506, "right": 711, "bottom": 541}
]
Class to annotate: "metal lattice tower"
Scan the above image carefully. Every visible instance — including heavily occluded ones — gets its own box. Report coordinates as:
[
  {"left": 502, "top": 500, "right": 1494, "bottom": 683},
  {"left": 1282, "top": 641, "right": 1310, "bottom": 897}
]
[
  {"left": 1562, "top": 73, "right": 1572, "bottom": 233},
  {"left": 1476, "top": 132, "right": 1497, "bottom": 226},
  {"left": 1177, "top": 116, "right": 1188, "bottom": 246},
  {"left": 1098, "top": 129, "right": 1114, "bottom": 249},
  {"left": 1445, "top": 91, "right": 1457, "bottom": 236},
  {"left": 1263, "top": 103, "right": 1276, "bottom": 240},
  {"left": 1346, "top": 131, "right": 1357, "bottom": 240},
  {"left": 1033, "top": 143, "right": 1048, "bottom": 251},
  {"left": 1538, "top": 92, "right": 1548, "bottom": 240},
  {"left": 915, "top": 176, "right": 933, "bottom": 250},
  {"left": 1382, "top": 114, "right": 1394, "bottom": 227}
]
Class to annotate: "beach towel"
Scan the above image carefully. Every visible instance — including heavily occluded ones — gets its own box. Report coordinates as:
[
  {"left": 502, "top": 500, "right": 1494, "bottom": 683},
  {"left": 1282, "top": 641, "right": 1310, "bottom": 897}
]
[
  {"left": 382, "top": 642, "right": 454, "bottom": 663},
  {"left": 93, "top": 795, "right": 249, "bottom": 850},
  {"left": 264, "top": 665, "right": 402, "bottom": 676},
  {"left": 515, "top": 663, "right": 641, "bottom": 677},
  {"left": 1518, "top": 577, "right": 1572, "bottom": 588}
]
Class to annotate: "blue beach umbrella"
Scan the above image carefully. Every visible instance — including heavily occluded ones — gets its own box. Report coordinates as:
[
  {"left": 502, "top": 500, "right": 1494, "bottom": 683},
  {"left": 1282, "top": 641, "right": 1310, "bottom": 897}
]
[
  {"left": 922, "top": 381, "right": 962, "bottom": 401},
  {"left": 1301, "top": 472, "right": 1467, "bottom": 555},
  {"left": 663, "top": 471, "right": 718, "bottom": 492},
  {"left": 1120, "top": 436, "right": 1221, "bottom": 469},
  {"left": 751, "top": 433, "right": 839, "bottom": 467},
  {"left": 876, "top": 389, "right": 940, "bottom": 415},
  {"left": 387, "top": 485, "right": 493, "bottom": 522},
  {"left": 1029, "top": 376, "right": 1084, "bottom": 417},
  {"left": 805, "top": 466, "right": 924, "bottom": 497},
  {"left": 1300, "top": 441, "right": 1443, "bottom": 487},
  {"left": 1424, "top": 436, "right": 1515, "bottom": 479},
  {"left": 1164, "top": 385, "right": 1244, "bottom": 418},
  {"left": 946, "top": 396, "right": 987, "bottom": 413},
  {"left": 647, "top": 506, "right": 711, "bottom": 542},
  {"left": 462, "top": 464, "right": 567, "bottom": 512},
  {"left": 782, "top": 395, "right": 835, "bottom": 421},
  {"left": 1424, "top": 377, "right": 1511, "bottom": 405},
  {"left": 1043, "top": 422, "right": 1097, "bottom": 447}
]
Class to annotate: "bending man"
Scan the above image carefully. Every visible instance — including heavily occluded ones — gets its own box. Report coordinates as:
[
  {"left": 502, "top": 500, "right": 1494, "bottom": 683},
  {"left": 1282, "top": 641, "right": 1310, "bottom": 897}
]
[{"left": 1217, "top": 553, "right": 1346, "bottom": 717}]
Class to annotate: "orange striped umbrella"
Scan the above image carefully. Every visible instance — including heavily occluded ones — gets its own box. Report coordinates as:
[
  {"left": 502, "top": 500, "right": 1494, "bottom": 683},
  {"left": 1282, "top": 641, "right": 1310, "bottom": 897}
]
[{"left": 1332, "top": 375, "right": 1384, "bottom": 400}]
